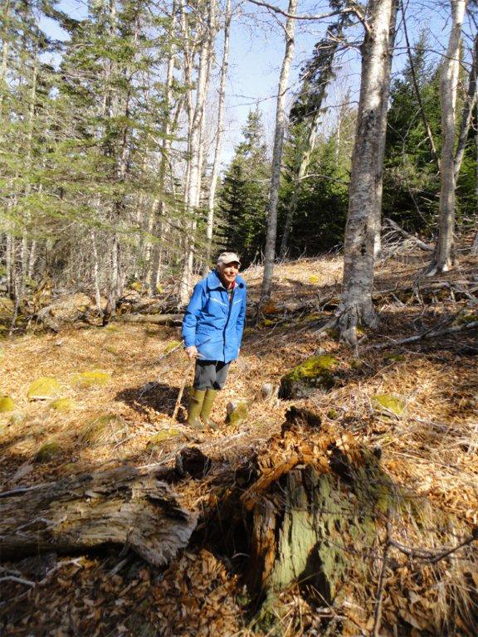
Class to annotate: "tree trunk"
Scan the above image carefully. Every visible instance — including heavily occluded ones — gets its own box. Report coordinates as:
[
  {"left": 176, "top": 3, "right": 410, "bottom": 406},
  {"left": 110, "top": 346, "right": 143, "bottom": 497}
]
[
  {"left": 429, "top": 0, "right": 467, "bottom": 275},
  {"left": 337, "top": 0, "right": 398, "bottom": 345},
  {"left": 203, "top": 0, "right": 232, "bottom": 275},
  {"left": 0, "top": 467, "right": 197, "bottom": 566},
  {"left": 179, "top": 0, "right": 217, "bottom": 305},
  {"left": 453, "top": 34, "right": 478, "bottom": 180},
  {"left": 260, "top": 0, "right": 298, "bottom": 304}
]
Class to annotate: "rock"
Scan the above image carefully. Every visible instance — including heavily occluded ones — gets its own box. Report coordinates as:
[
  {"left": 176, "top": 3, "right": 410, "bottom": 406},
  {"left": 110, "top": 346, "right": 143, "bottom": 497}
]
[
  {"left": 0, "top": 395, "right": 14, "bottom": 413},
  {"left": 80, "top": 414, "right": 128, "bottom": 445},
  {"left": 27, "top": 377, "right": 62, "bottom": 400},
  {"left": 34, "top": 441, "right": 62, "bottom": 463},
  {"left": 73, "top": 371, "right": 111, "bottom": 388},
  {"left": 50, "top": 398, "right": 75, "bottom": 412},
  {"left": 226, "top": 402, "right": 249, "bottom": 426},
  {"left": 147, "top": 428, "right": 182, "bottom": 448},
  {"left": 260, "top": 383, "right": 276, "bottom": 401},
  {"left": 278, "top": 355, "right": 339, "bottom": 400},
  {"left": 372, "top": 394, "right": 406, "bottom": 417}
]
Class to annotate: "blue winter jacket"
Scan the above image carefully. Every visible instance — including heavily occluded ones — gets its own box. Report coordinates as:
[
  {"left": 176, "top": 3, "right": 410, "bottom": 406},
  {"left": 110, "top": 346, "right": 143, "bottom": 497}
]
[{"left": 182, "top": 270, "right": 247, "bottom": 363}]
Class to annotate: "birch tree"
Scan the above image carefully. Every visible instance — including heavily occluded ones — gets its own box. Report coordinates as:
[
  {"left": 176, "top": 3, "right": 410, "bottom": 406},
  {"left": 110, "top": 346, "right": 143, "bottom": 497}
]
[
  {"left": 427, "top": 0, "right": 468, "bottom": 275},
  {"left": 336, "top": 0, "right": 398, "bottom": 345},
  {"left": 260, "top": 0, "right": 298, "bottom": 305}
]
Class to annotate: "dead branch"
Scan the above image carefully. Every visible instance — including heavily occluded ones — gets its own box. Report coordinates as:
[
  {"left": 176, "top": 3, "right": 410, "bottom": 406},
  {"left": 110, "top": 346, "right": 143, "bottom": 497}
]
[
  {"left": 371, "top": 319, "right": 478, "bottom": 350},
  {"left": 389, "top": 527, "right": 478, "bottom": 564},
  {"left": 119, "top": 313, "right": 183, "bottom": 325},
  {"left": 383, "top": 218, "right": 433, "bottom": 252}
]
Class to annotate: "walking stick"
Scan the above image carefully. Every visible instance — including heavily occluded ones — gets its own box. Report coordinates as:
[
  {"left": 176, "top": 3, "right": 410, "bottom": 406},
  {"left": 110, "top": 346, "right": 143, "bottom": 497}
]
[{"left": 172, "top": 359, "right": 194, "bottom": 420}]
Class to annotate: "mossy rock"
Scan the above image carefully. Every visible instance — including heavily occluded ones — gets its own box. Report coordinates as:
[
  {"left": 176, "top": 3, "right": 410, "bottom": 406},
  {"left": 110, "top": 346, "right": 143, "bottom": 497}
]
[
  {"left": 279, "top": 355, "right": 339, "bottom": 400},
  {"left": 226, "top": 402, "right": 249, "bottom": 426},
  {"left": 163, "top": 340, "right": 182, "bottom": 354},
  {"left": 147, "top": 428, "right": 182, "bottom": 448},
  {"left": 372, "top": 394, "right": 406, "bottom": 417},
  {"left": 35, "top": 441, "right": 62, "bottom": 463},
  {"left": 80, "top": 414, "right": 128, "bottom": 445},
  {"left": 27, "top": 377, "right": 62, "bottom": 400},
  {"left": 73, "top": 371, "right": 111, "bottom": 388},
  {"left": 50, "top": 397, "right": 75, "bottom": 412},
  {"left": 0, "top": 395, "right": 14, "bottom": 413}
]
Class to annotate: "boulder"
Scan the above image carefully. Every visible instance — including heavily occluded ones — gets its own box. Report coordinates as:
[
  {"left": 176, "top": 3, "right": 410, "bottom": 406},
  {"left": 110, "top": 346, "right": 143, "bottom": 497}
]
[
  {"left": 279, "top": 355, "right": 339, "bottom": 400},
  {"left": 0, "top": 395, "right": 14, "bottom": 413},
  {"left": 27, "top": 377, "right": 62, "bottom": 400}
]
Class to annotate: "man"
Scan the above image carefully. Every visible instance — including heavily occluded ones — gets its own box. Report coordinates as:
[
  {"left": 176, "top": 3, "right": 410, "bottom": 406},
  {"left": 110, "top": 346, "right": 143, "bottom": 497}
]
[{"left": 182, "top": 252, "right": 247, "bottom": 430}]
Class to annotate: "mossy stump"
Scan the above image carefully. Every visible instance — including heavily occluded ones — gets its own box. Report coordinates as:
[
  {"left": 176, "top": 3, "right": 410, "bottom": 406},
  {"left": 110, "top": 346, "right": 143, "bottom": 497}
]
[{"left": 278, "top": 355, "right": 339, "bottom": 400}]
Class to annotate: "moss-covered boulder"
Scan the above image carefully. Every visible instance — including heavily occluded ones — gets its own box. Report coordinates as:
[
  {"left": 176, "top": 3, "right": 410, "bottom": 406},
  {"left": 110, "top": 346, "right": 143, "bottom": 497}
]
[
  {"left": 372, "top": 393, "right": 406, "bottom": 417},
  {"left": 34, "top": 441, "right": 62, "bottom": 463},
  {"left": 73, "top": 371, "right": 111, "bottom": 388},
  {"left": 279, "top": 355, "right": 339, "bottom": 400},
  {"left": 0, "top": 395, "right": 14, "bottom": 413},
  {"left": 27, "top": 377, "right": 62, "bottom": 400},
  {"left": 147, "top": 428, "right": 182, "bottom": 451},
  {"left": 50, "top": 397, "right": 75, "bottom": 412},
  {"left": 80, "top": 413, "right": 127, "bottom": 445},
  {"left": 226, "top": 402, "right": 249, "bottom": 426}
]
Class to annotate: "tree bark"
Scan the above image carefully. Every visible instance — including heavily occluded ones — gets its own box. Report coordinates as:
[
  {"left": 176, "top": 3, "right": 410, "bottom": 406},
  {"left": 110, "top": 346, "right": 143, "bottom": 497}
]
[
  {"left": 260, "top": 0, "right": 298, "bottom": 304},
  {"left": 453, "top": 34, "right": 478, "bottom": 180},
  {"left": 203, "top": 0, "right": 232, "bottom": 275},
  {"left": 337, "top": 0, "right": 398, "bottom": 345},
  {"left": 428, "top": 0, "right": 467, "bottom": 275},
  {"left": 0, "top": 467, "right": 197, "bottom": 566}
]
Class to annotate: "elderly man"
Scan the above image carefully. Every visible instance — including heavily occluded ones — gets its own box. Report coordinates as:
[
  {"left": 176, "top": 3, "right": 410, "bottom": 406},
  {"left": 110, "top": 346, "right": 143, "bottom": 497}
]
[{"left": 182, "top": 252, "right": 247, "bottom": 430}]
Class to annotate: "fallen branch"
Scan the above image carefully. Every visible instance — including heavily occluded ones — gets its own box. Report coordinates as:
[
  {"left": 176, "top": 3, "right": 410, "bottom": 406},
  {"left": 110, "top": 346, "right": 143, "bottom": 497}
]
[
  {"left": 383, "top": 218, "right": 433, "bottom": 252},
  {"left": 371, "top": 320, "right": 478, "bottom": 350},
  {"left": 119, "top": 313, "right": 183, "bottom": 325}
]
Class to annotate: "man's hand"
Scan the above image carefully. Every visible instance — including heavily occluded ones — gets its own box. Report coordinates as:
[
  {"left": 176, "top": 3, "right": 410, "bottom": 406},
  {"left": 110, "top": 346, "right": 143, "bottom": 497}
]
[{"left": 185, "top": 345, "right": 198, "bottom": 360}]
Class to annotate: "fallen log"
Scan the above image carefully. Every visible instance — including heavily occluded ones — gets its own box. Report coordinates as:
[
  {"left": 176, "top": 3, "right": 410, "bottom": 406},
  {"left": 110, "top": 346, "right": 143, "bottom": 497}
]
[
  {"left": 0, "top": 466, "right": 197, "bottom": 565},
  {"left": 119, "top": 313, "right": 183, "bottom": 325},
  {"left": 383, "top": 217, "right": 433, "bottom": 252}
]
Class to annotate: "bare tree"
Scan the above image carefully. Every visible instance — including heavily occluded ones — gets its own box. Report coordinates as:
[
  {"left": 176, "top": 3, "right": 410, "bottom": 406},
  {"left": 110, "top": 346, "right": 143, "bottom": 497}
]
[
  {"left": 427, "top": 0, "right": 468, "bottom": 275},
  {"left": 260, "top": 0, "right": 298, "bottom": 304},
  {"left": 336, "top": 0, "right": 398, "bottom": 345}
]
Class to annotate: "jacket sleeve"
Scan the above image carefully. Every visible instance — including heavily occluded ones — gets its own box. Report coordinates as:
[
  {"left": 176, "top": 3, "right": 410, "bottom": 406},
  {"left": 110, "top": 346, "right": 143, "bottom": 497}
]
[
  {"left": 236, "top": 286, "right": 247, "bottom": 345},
  {"left": 182, "top": 283, "right": 206, "bottom": 347}
]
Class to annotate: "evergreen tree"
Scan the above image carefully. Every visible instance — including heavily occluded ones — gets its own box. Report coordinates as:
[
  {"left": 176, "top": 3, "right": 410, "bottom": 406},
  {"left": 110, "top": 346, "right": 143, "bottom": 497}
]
[{"left": 218, "top": 109, "right": 270, "bottom": 264}]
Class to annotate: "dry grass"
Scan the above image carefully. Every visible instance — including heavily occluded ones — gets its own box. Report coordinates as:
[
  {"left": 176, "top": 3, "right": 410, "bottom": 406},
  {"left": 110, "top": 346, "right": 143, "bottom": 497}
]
[{"left": 1, "top": 247, "right": 478, "bottom": 636}]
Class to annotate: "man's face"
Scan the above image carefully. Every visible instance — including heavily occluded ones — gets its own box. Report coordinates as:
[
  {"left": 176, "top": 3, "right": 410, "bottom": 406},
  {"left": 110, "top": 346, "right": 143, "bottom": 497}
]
[{"left": 217, "top": 261, "right": 240, "bottom": 287}]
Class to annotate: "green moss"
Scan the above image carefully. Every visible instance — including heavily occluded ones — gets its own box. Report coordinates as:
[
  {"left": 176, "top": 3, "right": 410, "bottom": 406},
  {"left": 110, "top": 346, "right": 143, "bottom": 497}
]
[
  {"left": 35, "top": 441, "right": 62, "bottom": 463},
  {"left": 327, "top": 408, "right": 338, "bottom": 420},
  {"left": 287, "top": 355, "right": 338, "bottom": 381},
  {"left": 147, "top": 428, "right": 181, "bottom": 447},
  {"left": 226, "top": 402, "right": 249, "bottom": 426},
  {"left": 279, "top": 355, "right": 339, "bottom": 399},
  {"left": 350, "top": 358, "right": 364, "bottom": 369},
  {"left": 0, "top": 395, "right": 14, "bottom": 413},
  {"left": 73, "top": 371, "right": 111, "bottom": 388},
  {"left": 27, "top": 377, "right": 62, "bottom": 400},
  {"left": 80, "top": 414, "right": 127, "bottom": 445},
  {"left": 163, "top": 340, "right": 182, "bottom": 354},
  {"left": 372, "top": 393, "right": 406, "bottom": 416},
  {"left": 0, "top": 347, "right": 4, "bottom": 362},
  {"left": 50, "top": 398, "right": 75, "bottom": 412},
  {"left": 104, "top": 324, "right": 119, "bottom": 332},
  {"left": 130, "top": 281, "right": 143, "bottom": 293},
  {"left": 385, "top": 354, "right": 406, "bottom": 362},
  {"left": 456, "top": 312, "right": 478, "bottom": 325},
  {"left": 308, "top": 275, "right": 320, "bottom": 284}
]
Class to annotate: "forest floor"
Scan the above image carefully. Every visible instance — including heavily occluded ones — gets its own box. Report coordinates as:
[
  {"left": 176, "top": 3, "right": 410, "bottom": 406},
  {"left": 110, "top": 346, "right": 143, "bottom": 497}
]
[{"left": 0, "top": 245, "right": 477, "bottom": 636}]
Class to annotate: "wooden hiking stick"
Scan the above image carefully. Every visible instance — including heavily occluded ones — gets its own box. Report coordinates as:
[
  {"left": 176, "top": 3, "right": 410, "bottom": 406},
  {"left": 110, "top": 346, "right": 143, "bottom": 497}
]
[{"left": 172, "top": 359, "right": 195, "bottom": 420}]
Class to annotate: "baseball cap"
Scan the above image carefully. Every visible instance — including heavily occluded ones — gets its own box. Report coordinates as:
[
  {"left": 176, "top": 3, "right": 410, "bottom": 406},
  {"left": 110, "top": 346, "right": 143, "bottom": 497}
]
[{"left": 217, "top": 252, "right": 241, "bottom": 266}]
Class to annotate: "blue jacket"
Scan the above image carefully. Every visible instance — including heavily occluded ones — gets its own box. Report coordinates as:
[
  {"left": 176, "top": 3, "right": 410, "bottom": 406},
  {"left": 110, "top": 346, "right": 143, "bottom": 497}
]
[{"left": 182, "top": 270, "right": 247, "bottom": 363}]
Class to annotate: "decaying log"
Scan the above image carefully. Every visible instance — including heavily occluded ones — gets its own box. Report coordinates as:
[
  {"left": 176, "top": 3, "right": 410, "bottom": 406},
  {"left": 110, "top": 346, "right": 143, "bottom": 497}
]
[
  {"left": 383, "top": 218, "right": 433, "bottom": 252},
  {"left": 119, "top": 313, "right": 183, "bottom": 325},
  {"left": 0, "top": 466, "right": 197, "bottom": 565}
]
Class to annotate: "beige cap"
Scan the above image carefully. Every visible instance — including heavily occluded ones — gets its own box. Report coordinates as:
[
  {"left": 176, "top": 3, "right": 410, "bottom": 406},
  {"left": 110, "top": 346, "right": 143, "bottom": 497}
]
[{"left": 217, "top": 251, "right": 241, "bottom": 266}]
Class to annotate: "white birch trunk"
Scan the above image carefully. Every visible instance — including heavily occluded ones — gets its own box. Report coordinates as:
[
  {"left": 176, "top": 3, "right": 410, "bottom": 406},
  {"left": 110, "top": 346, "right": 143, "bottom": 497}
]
[
  {"left": 337, "top": 0, "right": 398, "bottom": 345},
  {"left": 429, "top": 0, "right": 467, "bottom": 274},
  {"left": 179, "top": 0, "right": 217, "bottom": 305},
  {"left": 203, "top": 0, "right": 232, "bottom": 275},
  {"left": 260, "top": 0, "right": 298, "bottom": 304},
  {"left": 453, "top": 34, "right": 478, "bottom": 180}
]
